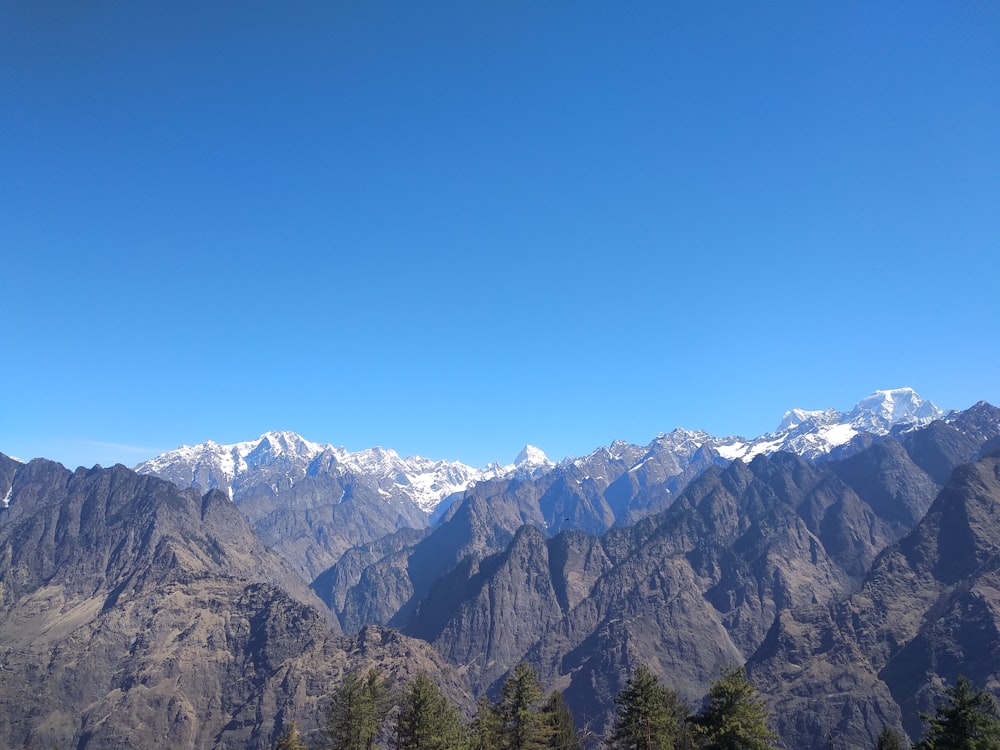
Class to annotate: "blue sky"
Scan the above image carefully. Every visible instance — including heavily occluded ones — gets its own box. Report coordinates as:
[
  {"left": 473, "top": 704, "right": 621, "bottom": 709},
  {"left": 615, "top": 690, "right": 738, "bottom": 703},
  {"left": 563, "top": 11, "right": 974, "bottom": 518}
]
[{"left": 3, "top": 1, "right": 998, "bottom": 470}]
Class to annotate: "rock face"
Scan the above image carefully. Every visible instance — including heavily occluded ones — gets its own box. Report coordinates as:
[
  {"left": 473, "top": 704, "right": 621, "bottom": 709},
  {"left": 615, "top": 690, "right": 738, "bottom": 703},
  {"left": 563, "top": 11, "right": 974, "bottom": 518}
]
[
  {"left": 750, "top": 448, "right": 1000, "bottom": 748},
  {"left": 311, "top": 439, "right": 732, "bottom": 632},
  {"left": 233, "top": 465, "right": 431, "bottom": 584},
  {"left": 405, "top": 524, "right": 570, "bottom": 690},
  {"left": 524, "top": 453, "right": 876, "bottom": 724},
  {"left": 0, "top": 459, "right": 323, "bottom": 612},
  {"left": 0, "top": 458, "right": 469, "bottom": 750}
]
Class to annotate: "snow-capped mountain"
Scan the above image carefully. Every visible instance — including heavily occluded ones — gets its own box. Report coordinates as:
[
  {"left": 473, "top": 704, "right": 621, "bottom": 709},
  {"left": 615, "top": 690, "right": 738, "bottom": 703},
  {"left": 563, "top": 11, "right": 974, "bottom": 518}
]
[
  {"left": 714, "top": 387, "right": 947, "bottom": 461},
  {"left": 137, "top": 435, "right": 567, "bottom": 581},
  {"left": 136, "top": 431, "right": 491, "bottom": 513},
  {"left": 565, "top": 388, "right": 947, "bottom": 485},
  {"left": 510, "top": 444, "right": 555, "bottom": 475},
  {"left": 137, "top": 389, "right": 947, "bottom": 517}
]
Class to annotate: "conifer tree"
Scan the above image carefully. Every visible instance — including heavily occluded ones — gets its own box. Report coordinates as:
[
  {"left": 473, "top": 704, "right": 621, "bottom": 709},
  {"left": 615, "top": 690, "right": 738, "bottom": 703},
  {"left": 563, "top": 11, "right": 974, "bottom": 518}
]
[
  {"left": 392, "top": 671, "right": 465, "bottom": 750},
  {"left": 690, "top": 666, "right": 777, "bottom": 750},
  {"left": 608, "top": 665, "right": 687, "bottom": 750},
  {"left": 543, "top": 690, "right": 581, "bottom": 750},
  {"left": 497, "top": 663, "right": 553, "bottom": 750},
  {"left": 469, "top": 695, "right": 502, "bottom": 750},
  {"left": 916, "top": 676, "right": 1000, "bottom": 750},
  {"left": 323, "top": 668, "right": 393, "bottom": 750}
]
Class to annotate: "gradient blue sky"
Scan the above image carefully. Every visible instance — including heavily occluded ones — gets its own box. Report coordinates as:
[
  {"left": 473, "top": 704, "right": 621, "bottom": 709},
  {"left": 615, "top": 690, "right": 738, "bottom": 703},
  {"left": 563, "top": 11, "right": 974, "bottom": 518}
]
[{"left": 3, "top": 1, "right": 998, "bottom": 470}]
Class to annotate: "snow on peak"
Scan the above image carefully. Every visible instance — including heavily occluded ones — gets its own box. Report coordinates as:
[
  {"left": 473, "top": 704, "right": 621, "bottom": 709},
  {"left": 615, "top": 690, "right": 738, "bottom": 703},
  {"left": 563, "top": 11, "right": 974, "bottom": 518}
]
[
  {"left": 848, "top": 387, "right": 945, "bottom": 427},
  {"left": 137, "top": 432, "right": 489, "bottom": 514},
  {"left": 343, "top": 446, "right": 406, "bottom": 475},
  {"left": 515, "top": 445, "right": 552, "bottom": 468},
  {"left": 133, "top": 388, "right": 949, "bottom": 518},
  {"left": 651, "top": 428, "right": 714, "bottom": 452},
  {"left": 777, "top": 408, "right": 838, "bottom": 432},
  {"left": 253, "top": 430, "right": 326, "bottom": 457},
  {"left": 718, "top": 387, "right": 946, "bottom": 462}
]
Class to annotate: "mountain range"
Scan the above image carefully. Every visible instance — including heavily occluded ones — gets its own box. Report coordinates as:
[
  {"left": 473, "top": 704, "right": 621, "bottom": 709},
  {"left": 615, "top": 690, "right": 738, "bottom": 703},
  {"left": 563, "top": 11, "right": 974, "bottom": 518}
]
[
  {"left": 3, "top": 387, "right": 1000, "bottom": 748},
  {"left": 138, "top": 387, "right": 945, "bottom": 514},
  {"left": 131, "top": 387, "right": 947, "bottom": 580}
]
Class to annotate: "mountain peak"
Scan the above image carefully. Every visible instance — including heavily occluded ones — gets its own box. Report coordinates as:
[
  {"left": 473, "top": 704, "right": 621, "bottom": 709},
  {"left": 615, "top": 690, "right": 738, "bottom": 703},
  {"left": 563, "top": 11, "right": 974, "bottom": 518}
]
[
  {"left": 776, "top": 407, "right": 838, "bottom": 432},
  {"left": 848, "top": 387, "right": 944, "bottom": 426},
  {"left": 718, "top": 388, "right": 947, "bottom": 463},
  {"left": 246, "top": 431, "right": 328, "bottom": 461},
  {"left": 514, "top": 445, "right": 552, "bottom": 469}
]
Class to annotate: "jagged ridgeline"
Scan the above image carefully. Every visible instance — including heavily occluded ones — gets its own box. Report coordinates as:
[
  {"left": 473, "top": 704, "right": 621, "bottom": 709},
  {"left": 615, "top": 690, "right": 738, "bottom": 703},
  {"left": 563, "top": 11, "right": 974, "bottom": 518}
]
[
  {"left": 0, "top": 457, "right": 468, "bottom": 749},
  {"left": 2, "top": 390, "right": 1000, "bottom": 748}
]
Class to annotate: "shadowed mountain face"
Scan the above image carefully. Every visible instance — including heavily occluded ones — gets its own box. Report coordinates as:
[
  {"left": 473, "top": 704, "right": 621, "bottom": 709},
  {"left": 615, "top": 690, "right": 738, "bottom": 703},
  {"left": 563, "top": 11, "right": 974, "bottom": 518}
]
[
  {"left": 0, "top": 458, "right": 322, "bottom": 610},
  {"left": 232, "top": 436, "right": 726, "bottom": 590},
  {"left": 0, "top": 459, "right": 469, "bottom": 750},
  {"left": 750, "top": 448, "right": 1000, "bottom": 748},
  {"left": 311, "top": 445, "right": 732, "bottom": 633},
  {"left": 233, "top": 466, "right": 432, "bottom": 583}
]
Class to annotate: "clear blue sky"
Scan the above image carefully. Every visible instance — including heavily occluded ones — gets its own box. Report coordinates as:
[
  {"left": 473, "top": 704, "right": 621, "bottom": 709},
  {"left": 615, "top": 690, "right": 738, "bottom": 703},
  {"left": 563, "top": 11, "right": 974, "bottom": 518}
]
[{"left": 3, "top": 1, "right": 998, "bottom": 470}]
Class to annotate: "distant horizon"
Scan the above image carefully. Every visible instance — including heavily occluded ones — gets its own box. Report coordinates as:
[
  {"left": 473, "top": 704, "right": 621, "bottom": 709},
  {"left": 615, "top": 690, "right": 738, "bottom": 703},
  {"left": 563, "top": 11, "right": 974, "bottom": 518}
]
[{"left": 4, "top": 385, "right": 988, "bottom": 472}]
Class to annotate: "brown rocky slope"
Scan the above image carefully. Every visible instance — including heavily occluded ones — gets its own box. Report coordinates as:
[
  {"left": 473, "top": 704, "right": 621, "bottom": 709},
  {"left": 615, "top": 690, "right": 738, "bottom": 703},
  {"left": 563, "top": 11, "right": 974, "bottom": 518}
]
[{"left": 0, "top": 456, "right": 468, "bottom": 749}]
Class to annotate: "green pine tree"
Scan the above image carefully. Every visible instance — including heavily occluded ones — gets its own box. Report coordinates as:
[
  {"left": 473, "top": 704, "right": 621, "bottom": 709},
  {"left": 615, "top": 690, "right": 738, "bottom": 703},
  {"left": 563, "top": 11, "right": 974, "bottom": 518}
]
[
  {"left": 323, "top": 669, "right": 393, "bottom": 750},
  {"left": 608, "top": 665, "right": 687, "bottom": 750},
  {"left": 916, "top": 676, "right": 1000, "bottom": 750},
  {"left": 392, "top": 671, "right": 466, "bottom": 750},
  {"left": 543, "top": 690, "right": 581, "bottom": 750},
  {"left": 690, "top": 666, "right": 777, "bottom": 750},
  {"left": 469, "top": 695, "right": 502, "bottom": 750},
  {"left": 497, "top": 663, "right": 553, "bottom": 750}
]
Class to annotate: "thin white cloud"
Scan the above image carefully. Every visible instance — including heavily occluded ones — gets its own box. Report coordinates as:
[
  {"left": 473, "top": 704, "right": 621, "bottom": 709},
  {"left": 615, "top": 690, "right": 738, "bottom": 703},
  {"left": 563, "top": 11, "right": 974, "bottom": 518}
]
[{"left": 81, "top": 441, "right": 163, "bottom": 457}]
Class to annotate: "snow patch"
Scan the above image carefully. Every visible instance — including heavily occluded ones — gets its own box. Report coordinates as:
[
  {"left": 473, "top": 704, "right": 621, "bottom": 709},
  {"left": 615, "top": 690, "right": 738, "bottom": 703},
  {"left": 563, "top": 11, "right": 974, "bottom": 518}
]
[{"left": 715, "top": 441, "right": 750, "bottom": 460}]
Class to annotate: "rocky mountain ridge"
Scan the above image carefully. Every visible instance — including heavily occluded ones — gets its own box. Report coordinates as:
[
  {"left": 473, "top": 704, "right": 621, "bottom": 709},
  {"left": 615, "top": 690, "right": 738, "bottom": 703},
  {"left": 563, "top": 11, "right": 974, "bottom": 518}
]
[
  {"left": 136, "top": 433, "right": 545, "bottom": 583},
  {"left": 130, "top": 389, "right": 951, "bottom": 585},
  {"left": 136, "top": 430, "right": 497, "bottom": 513},
  {"left": 749, "top": 445, "right": 1000, "bottom": 746},
  {"left": 136, "top": 388, "right": 946, "bottom": 516}
]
